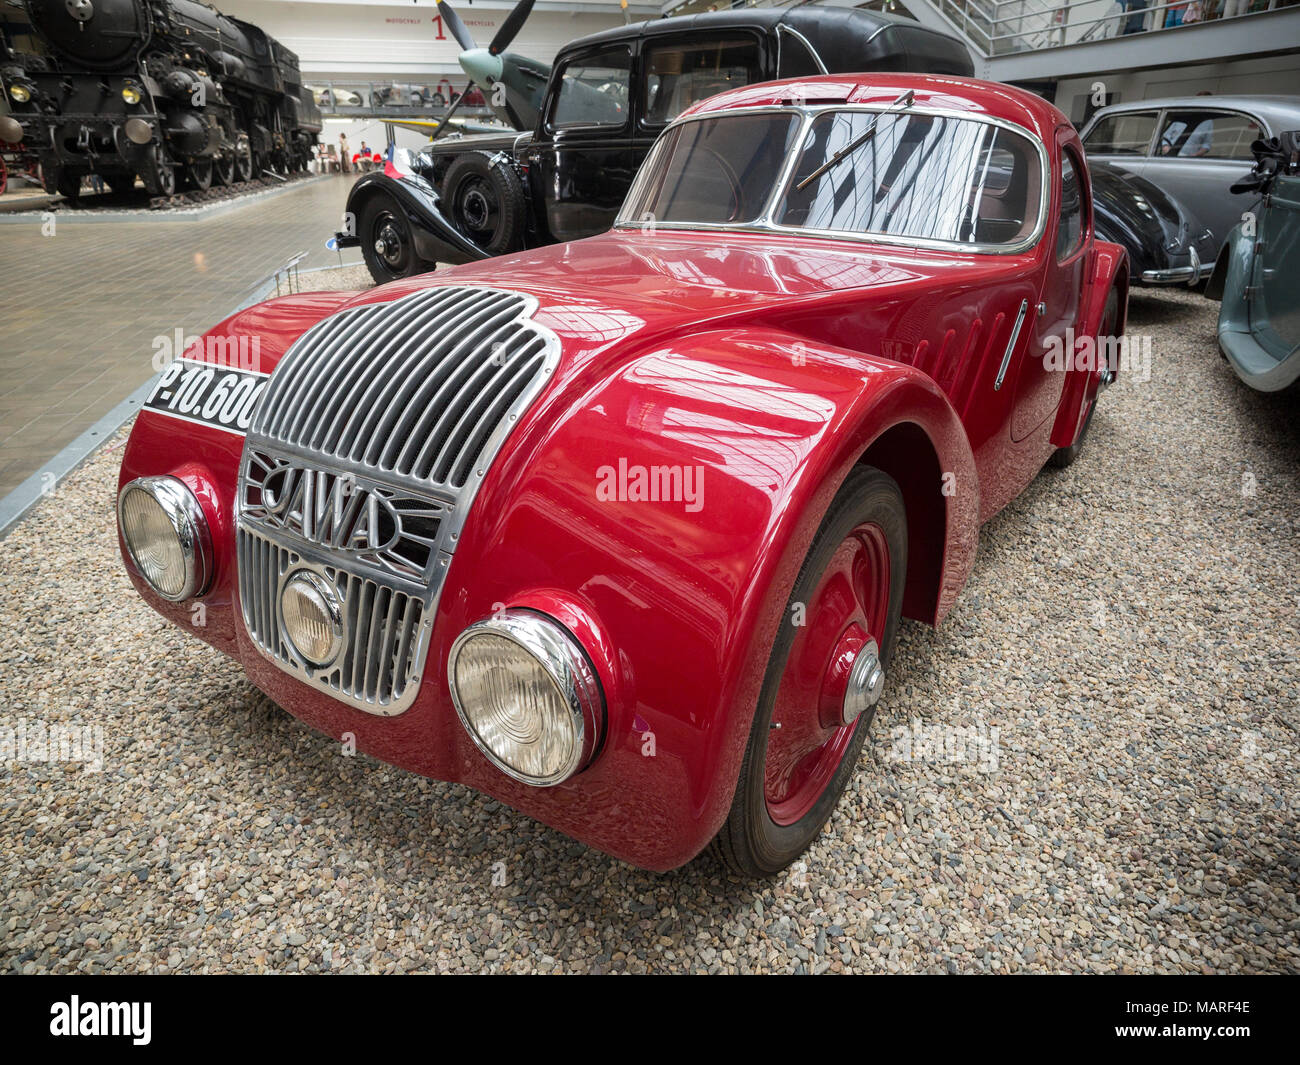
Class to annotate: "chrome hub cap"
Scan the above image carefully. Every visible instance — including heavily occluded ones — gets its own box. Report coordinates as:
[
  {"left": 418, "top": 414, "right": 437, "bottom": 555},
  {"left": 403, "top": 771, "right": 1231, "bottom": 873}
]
[{"left": 842, "top": 639, "right": 884, "bottom": 725}]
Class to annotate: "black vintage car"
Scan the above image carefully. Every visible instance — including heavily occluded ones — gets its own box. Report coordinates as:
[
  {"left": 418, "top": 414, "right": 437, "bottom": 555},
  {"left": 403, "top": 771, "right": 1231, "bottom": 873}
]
[
  {"left": 335, "top": 7, "right": 974, "bottom": 283},
  {"left": 1090, "top": 160, "right": 1218, "bottom": 286}
]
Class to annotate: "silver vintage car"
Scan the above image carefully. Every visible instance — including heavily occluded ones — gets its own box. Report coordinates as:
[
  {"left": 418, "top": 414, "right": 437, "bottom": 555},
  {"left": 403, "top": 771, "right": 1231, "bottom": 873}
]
[{"left": 1080, "top": 95, "right": 1300, "bottom": 273}]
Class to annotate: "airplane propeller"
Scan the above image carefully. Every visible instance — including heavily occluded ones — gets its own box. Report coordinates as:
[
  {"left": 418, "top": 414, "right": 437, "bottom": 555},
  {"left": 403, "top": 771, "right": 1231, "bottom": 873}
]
[{"left": 433, "top": 0, "right": 547, "bottom": 138}]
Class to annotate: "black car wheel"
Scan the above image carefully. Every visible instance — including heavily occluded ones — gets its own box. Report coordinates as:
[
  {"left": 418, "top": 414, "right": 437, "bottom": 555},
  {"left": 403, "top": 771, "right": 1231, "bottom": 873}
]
[
  {"left": 360, "top": 195, "right": 432, "bottom": 284},
  {"left": 442, "top": 151, "right": 526, "bottom": 255}
]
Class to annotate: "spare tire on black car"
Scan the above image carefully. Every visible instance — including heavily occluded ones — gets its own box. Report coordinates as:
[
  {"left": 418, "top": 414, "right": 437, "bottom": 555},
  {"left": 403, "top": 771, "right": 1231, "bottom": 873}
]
[{"left": 442, "top": 150, "right": 526, "bottom": 256}]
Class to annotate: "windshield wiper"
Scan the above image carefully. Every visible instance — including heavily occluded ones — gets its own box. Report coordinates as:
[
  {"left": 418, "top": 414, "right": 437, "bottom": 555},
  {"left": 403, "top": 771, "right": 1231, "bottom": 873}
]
[{"left": 794, "top": 90, "right": 915, "bottom": 192}]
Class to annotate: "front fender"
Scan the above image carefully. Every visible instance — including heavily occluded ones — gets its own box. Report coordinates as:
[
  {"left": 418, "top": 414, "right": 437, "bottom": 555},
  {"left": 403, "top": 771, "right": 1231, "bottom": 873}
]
[
  {"left": 433, "top": 326, "right": 979, "bottom": 868},
  {"left": 340, "top": 170, "right": 489, "bottom": 266}
]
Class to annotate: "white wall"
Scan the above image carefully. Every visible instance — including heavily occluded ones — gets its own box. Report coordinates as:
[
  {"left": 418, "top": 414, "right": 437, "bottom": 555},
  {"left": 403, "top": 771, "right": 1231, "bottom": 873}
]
[
  {"left": 218, "top": 0, "right": 635, "bottom": 77},
  {"left": 1054, "top": 52, "right": 1300, "bottom": 122}
]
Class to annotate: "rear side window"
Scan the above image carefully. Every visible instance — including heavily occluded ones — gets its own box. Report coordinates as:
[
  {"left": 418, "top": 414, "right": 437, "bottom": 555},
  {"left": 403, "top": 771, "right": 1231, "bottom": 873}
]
[
  {"left": 642, "top": 38, "right": 763, "bottom": 127},
  {"left": 1156, "top": 111, "right": 1262, "bottom": 160},
  {"left": 1084, "top": 111, "right": 1158, "bottom": 156},
  {"left": 551, "top": 47, "right": 632, "bottom": 130},
  {"left": 1057, "top": 152, "right": 1084, "bottom": 260}
]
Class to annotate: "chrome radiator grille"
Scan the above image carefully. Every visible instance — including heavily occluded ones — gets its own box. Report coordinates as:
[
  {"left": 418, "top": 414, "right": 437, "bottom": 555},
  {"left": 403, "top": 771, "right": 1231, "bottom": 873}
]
[
  {"left": 235, "top": 286, "right": 560, "bottom": 716},
  {"left": 237, "top": 528, "right": 428, "bottom": 713},
  {"left": 250, "top": 285, "right": 556, "bottom": 491}
]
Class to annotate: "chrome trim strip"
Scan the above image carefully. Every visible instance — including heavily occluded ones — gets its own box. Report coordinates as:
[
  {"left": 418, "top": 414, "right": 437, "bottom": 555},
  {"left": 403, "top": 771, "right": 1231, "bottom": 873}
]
[
  {"left": 776, "top": 24, "right": 829, "bottom": 76},
  {"left": 995, "top": 298, "right": 1030, "bottom": 392}
]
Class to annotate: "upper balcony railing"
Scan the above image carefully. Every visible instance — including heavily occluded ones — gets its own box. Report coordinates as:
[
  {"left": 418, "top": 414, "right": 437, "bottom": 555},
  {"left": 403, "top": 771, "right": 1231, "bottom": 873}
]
[{"left": 931, "top": 0, "right": 1299, "bottom": 56}]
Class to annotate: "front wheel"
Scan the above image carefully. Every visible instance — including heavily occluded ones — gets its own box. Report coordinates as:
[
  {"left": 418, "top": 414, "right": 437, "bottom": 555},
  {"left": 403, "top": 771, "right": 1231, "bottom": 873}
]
[
  {"left": 713, "top": 465, "right": 907, "bottom": 876},
  {"left": 359, "top": 194, "right": 433, "bottom": 284}
]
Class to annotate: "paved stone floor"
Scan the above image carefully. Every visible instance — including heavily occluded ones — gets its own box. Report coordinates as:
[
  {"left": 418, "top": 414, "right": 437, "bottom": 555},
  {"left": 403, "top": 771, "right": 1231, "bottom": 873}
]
[{"left": 0, "top": 175, "right": 364, "bottom": 496}]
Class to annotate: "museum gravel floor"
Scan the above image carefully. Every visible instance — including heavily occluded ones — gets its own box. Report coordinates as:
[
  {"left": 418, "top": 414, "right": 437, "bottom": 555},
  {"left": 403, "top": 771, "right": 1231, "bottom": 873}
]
[
  {"left": 0, "top": 175, "right": 363, "bottom": 496},
  {"left": 0, "top": 287, "right": 1295, "bottom": 974}
]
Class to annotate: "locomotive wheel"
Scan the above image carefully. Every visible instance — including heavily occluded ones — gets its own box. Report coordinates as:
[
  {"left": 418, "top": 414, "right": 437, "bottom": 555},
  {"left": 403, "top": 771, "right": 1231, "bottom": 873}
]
[
  {"left": 713, "top": 466, "right": 907, "bottom": 877},
  {"left": 187, "top": 159, "right": 213, "bottom": 191},
  {"left": 54, "top": 170, "right": 82, "bottom": 201},
  {"left": 213, "top": 153, "right": 235, "bottom": 186},
  {"left": 359, "top": 194, "right": 432, "bottom": 285},
  {"left": 234, "top": 144, "right": 253, "bottom": 183},
  {"left": 442, "top": 151, "right": 526, "bottom": 255}
]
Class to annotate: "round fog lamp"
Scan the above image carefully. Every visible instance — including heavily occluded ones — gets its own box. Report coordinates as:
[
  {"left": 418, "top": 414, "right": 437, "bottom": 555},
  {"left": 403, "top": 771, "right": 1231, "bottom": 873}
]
[
  {"left": 121, "top": 84, "right": 143, "bottom": 105},
  {"left": 8, "top": 84, "right": 31, "bottom": 103},
  {"left": 117, "top": 476, "right": 212, "bottom": 601},
  {"left": 448, "top": 610, "right": 604, "bottom": 786},
  {"left": 280, "top": 570, "right": 344, "bottom": 669}
]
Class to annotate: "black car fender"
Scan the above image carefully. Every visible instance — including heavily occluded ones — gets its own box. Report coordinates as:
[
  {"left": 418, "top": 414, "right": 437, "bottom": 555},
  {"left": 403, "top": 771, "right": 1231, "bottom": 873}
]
[{"left": 335, "top": 170, "right": 491, "bottom": 266}]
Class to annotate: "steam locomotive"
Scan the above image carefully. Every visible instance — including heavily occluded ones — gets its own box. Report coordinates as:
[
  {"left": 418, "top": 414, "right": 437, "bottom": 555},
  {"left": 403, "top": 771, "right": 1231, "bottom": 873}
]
[{"left": 0, "top": 0, "right": 320, "bottom": 198}]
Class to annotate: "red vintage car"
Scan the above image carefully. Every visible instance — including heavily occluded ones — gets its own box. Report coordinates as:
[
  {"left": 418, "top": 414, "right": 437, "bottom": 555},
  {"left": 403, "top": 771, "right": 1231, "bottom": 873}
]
[{"left": 116, "top": 74, "right": 1126, "bottom": 875}]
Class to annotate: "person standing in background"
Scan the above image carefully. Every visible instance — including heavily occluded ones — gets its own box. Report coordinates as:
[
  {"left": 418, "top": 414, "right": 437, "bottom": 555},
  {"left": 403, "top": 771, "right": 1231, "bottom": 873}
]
[{"left": 339, "top": 133, "right": 351, "bottom": 174}]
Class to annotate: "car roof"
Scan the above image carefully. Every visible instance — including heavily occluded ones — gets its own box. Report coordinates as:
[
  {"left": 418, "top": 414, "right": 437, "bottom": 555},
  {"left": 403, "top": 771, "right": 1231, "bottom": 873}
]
[
  {"left": 677, "top": 73, "right": 1066, "bottom": 144},
  {"left": 1084, "top": 95, "right": 1300, "bottom": 132},
  {"left": 560, "top": 7, "right": 973, "bottom": 76}
]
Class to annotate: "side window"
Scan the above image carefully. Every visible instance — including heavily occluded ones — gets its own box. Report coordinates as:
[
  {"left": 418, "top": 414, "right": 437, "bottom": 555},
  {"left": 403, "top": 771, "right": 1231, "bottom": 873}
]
[
  {"left": 1058, "top": 151, "right": 1084, "bottom": 260},
  {"left": 642, "top": 37, "right": 763, "bottom": 127},
  {"left": 1156, "top": 111, "right": 1261, "bottom": 160},
  {"left": 1083, "top": 111, "right": 1158, "bottom": 156},
  {"left": 551, "top": 47, "right": 632, "bottom": 131}
]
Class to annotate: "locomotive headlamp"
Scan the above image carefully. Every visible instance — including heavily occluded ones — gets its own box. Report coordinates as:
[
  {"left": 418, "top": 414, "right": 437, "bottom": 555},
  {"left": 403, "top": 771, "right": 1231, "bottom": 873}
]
[
  {"left": 8, "top": 83, "right": 31, "bottom": 103},
  {"left": 117, "top": 476, "right": 212, "bottom": 601},
  {"left": 448, "top": 610, "right": 604, "bottom": 787},
  {"left": 121, "top": 83, "right": 143, "bottom": 105}
]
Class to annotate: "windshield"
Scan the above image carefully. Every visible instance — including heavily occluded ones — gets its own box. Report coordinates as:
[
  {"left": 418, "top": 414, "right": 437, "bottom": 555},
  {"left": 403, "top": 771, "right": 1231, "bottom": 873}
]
[
  {"left": 621, "top": 113, "right": 800, "bottom": 225},
  {"left": 620, "top": 108, "right": 1044, "bottom": 248}
]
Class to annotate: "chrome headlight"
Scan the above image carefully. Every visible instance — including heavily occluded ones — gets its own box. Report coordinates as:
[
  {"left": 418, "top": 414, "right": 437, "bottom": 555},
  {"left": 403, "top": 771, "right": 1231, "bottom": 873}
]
[
  {"left": 8, "top": 84, "right": 31, "bottom": 103},
  {"left": 448, "top": 610, "right": 603, "bottom": 786},
  {"left": 117, "top": 476, "right": 212, "bottom": 601},
  {"left": 121, "top": 83, "right": 143, "bottom": 105}
]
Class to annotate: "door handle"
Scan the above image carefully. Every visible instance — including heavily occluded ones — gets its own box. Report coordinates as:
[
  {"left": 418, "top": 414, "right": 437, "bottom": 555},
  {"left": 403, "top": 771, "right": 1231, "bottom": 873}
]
[
  {"left": 1036, "top": 301, "right": 1047, "bottom": 316},
  {"left": 994, "top": 299, "right": 1030, "bottom": 392}
]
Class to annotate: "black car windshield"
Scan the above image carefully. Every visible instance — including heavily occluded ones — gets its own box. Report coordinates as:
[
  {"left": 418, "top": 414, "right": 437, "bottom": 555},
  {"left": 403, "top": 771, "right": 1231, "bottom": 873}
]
[
  {"left": 621, "top": 113, "right": 800, "bottom": 225},
  {"left": 776, "top": 111, "right": 1042, "bottom": 246}
]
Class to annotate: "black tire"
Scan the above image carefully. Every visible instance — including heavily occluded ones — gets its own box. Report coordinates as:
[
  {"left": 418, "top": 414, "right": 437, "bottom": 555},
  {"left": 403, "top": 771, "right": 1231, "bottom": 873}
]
[
  {"left": 1049, "top": 287, "right": 1119, "bottom": 469},
  {"left": 359, "top": 193, "right": 433, "bottom": 284},
  {"left": 713, "top": 466, "right": 907, "bottom": 877},
  {"left": 442, "top": 150, "right": 526, "bottom": 255}
]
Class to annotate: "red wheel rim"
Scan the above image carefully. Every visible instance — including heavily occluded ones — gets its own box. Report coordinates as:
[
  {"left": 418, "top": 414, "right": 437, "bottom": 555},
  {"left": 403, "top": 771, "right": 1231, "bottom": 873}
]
[{"left": 764, "top": 522, "right": 891, "bottom": 826}]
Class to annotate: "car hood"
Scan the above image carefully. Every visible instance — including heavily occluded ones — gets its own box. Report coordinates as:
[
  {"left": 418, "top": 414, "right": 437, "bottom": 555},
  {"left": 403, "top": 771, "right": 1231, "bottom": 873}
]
[
  {"left": 333, "top": 228, "right": 1033, "bottom": 365},
  {"left": 423, "top": 129, "right": 532, "bottom": 160}
]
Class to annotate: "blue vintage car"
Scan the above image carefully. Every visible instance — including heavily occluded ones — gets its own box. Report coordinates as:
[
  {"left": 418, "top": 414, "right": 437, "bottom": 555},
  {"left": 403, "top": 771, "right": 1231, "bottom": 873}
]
[{"left": 1205, "top": 132, "right": 1300, "bottom": 393}]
